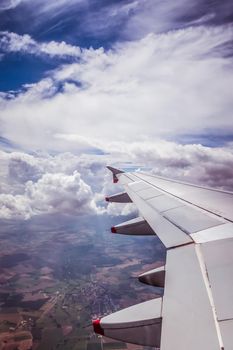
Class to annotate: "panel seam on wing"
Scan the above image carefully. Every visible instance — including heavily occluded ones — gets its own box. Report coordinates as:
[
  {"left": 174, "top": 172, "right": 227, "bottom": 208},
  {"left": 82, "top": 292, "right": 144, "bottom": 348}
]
[{"left": 133, "top": 173, "right": 231, "bottom": 223}]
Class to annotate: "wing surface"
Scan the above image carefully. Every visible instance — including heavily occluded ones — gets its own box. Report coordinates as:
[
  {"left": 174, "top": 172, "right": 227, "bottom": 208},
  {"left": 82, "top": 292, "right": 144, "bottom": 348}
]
[{"left": 92, "top": 167, "right": 233, "bottom": 350}]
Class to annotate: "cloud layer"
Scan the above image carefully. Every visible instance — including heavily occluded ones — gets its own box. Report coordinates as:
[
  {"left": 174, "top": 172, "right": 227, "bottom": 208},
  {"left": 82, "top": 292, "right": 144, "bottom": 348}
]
[
  {"left": 1, "top": 140, "right": 233, "bottom": 220},
  {"left": 0, "top": 1, "right": 232, "bottom": 221},
  {"left": 0, "top": 24, "right": 233, "bottom": 152}
]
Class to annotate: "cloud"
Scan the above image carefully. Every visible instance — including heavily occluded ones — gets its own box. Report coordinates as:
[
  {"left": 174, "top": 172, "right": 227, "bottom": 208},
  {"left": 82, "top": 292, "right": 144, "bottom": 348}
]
[
  {"left": 0, "top": 150, "right": 107, "bottom": 189},
  {"left": 29, "top": 0, "right": 233, "bottom": 42},
  {"left": 120, "top": 0, "right": 233, "bottom": 40},
  {"left": 26, "top": 171, "right": 98, "bottom": 214},
  {"left": 0, "top": 0, "right": 22, "bottom": 11},
  {"left": 0, "top": 31, "right": 81, "bottom": 58},
  {"left": 1, "top": 4, "right": 233, "bottom": 222},
  {"left": 8, "top": 152, "right": 44, "bottom": 183},
  {"left": 0, "top": 0, "right": 139, "bottom": 45},
  {"left": 106, "top": 202, "right": 136, "bottom": 217},
  {"left": 2, "top": 0, "right": 232, "bottom": 46},
  {"left": 122, "top": 140, "right": 233, "bottom": 190},
  {"left": 0, "top": 150, "right": 107, "bottom": 219},
  {"left": 0, "top": 25, "right": 233, "bottom": 152},
  {"left": 0, "top": 193, "right": 33, "bottom": 220},
  {"left": 0, "top": 140, "right": 233, "bottom": 220},
  {"left": 0, "top": 169, "right": 102, "bottom": 220}
]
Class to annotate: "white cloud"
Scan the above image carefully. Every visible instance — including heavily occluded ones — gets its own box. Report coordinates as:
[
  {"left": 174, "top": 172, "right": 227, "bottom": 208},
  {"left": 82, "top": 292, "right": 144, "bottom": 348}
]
[
  {"left": 0, "top": 170, "right": 102, "bottom": 220},
  {"left": 0, "top": 193, "right": 33, "bottom": 220},
  {"left": 0, "top": 140, "right": 233, "bottom": 220},
  {"left": 106, "top": 202, "right": 137, "bottom": 217},
  {"left": 0, "top": 150, "right": 107, "bottom": 190},
  {"left": 26, "top": 171, "right": 98, "bottom": 214},
  {"left": 0, "top": 25, "right": 233, "bottom": 151},
  {"left": 0, "top": 150, "right": 107, "bottom": 219},
  {"left": 120, "top": 0, "right": 208, "bottom": 39},
  {"left": 123, "top": 141, "right": 233, "bottom": 190},
  {"left": 0, "top": 31, "right": 81, "bottom": 58}
]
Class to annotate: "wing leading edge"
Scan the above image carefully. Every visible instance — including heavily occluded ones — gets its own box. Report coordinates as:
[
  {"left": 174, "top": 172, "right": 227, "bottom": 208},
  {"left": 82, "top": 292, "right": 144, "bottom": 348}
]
[{"left": 92, "top": 167, "right": 233, "bottom": 350}]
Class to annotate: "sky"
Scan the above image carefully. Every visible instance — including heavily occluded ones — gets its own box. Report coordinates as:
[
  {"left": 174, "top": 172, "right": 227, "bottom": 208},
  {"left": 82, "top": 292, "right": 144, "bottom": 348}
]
[{"left": 0, "top": 0, "right": 233, "bottom": 220}]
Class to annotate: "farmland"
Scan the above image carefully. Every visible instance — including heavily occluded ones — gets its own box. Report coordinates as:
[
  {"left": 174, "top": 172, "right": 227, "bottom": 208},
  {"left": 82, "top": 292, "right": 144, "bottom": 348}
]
[{"left": 0, "top": 214, "right": 165, "bottom": 349}]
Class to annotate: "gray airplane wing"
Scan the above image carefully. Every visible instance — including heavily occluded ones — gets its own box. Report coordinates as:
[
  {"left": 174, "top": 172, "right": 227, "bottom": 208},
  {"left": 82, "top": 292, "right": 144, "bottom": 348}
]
[{"left": 92, "top": 167, "right": 233, "bottom": 350}]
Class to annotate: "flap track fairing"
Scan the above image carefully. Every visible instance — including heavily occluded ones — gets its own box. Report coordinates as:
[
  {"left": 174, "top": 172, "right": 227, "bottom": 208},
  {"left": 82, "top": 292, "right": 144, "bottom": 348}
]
[
  {"left": 105, "top": 192, "right": 132, "bottom": 203},
  {"left": 111, "top": 216, "right": 155, "bottom": 235},
  {"left": 138, "top": 266, "right": 165, "bottom": 288},
  {"left": 92, "top": 298, "right": 162, "bottom": 347}
]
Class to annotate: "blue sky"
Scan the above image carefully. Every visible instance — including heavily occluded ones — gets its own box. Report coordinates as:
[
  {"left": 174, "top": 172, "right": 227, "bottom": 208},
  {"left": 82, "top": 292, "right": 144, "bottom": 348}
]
[{"left": 0, "top": 0, "right": 233, "bottom": 220}]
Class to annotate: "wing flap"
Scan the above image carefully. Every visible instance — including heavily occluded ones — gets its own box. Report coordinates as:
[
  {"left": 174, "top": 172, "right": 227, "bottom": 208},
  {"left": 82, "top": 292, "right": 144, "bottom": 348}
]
[
  {"left": 160, "top": 244, "right": 221, "bottom": 350},
  {"left": 163, "top": 205, "right": 224, "bottom": 234},
  {"left": 125, "top": 185, "right": 193, "bottom": 248}
]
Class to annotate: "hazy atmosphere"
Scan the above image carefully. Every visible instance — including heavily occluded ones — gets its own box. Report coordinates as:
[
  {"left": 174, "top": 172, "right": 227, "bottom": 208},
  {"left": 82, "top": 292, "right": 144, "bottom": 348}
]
[{"left": 0, "top": 0, "right": 233, "bottom": 349}]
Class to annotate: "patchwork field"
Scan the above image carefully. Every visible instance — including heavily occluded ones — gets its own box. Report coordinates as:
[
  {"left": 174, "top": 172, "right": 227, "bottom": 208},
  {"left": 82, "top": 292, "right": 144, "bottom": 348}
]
[{"left": 0, "top": 215, "right": 165, "bottom": 349}]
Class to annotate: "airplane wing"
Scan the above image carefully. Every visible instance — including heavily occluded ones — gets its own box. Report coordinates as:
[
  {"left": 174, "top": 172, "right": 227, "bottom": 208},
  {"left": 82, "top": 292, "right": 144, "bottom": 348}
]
[{"left": 92, "top": 166, "right": 233, "bottom": 350}]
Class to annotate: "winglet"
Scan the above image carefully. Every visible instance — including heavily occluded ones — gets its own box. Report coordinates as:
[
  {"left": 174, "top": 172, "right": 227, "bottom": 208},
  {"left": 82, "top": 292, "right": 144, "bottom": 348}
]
[{"left": 107, "top": 166, "right": 124, "bottom": 183}]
